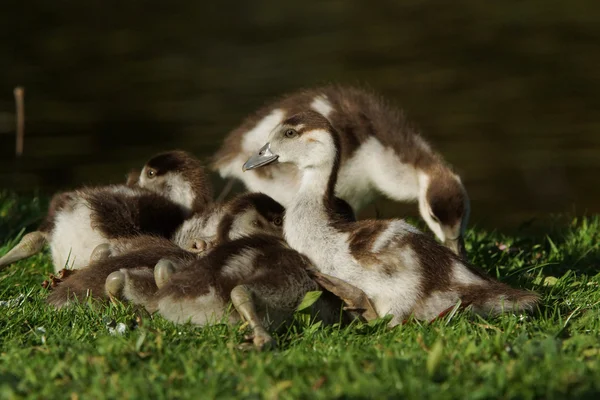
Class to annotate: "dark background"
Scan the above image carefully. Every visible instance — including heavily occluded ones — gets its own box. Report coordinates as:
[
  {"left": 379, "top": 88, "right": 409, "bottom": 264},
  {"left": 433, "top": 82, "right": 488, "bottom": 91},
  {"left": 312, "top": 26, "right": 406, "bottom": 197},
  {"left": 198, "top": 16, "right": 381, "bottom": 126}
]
[{"left": 1, "top": 0, "right": 598, "bottom": 230}]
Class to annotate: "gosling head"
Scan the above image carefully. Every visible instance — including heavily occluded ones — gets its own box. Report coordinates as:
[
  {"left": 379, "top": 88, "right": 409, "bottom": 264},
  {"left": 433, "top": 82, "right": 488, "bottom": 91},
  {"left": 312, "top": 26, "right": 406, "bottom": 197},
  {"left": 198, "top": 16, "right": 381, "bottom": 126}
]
[
  {"left": 243, "top": 110, "right": 339, "bottom": 173},
  {"left": 218, "top": 193, "right": 285, "bottom": 241},
  {"left": 419, "top": 167, "right": 470, "bottom": 258},
  {"left": 243, "top": 111, "right": 470, "bottom": 258},
  {"left": 172, "top": 193, "right": 285, "bottom": 253},
  {"left": 139, "top": 150, "right": 213, "bottom": 213}
]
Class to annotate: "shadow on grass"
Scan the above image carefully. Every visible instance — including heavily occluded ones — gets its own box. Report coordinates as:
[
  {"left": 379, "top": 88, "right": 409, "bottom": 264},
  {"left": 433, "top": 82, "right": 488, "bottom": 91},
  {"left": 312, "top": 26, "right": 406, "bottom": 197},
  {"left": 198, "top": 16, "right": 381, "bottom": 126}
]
[
  {"left": 468, "top": 216, "right": 600, "bottom": 282},
  {"left": 0, "top": 372, "right": 22, "bottom": 396},
  {"left": 0, "top": 191, "right": 46, "bottom": 244}
]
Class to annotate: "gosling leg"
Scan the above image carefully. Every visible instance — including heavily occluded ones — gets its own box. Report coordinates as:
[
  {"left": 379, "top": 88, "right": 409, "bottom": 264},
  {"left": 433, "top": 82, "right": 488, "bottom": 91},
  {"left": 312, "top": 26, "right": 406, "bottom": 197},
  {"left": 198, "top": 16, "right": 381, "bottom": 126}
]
[
  {"left": 0, "top": 231, "right": 47, "bottom": 270},
  {"left": 230, "top": 285, "right": 276, "bottom": 350}
]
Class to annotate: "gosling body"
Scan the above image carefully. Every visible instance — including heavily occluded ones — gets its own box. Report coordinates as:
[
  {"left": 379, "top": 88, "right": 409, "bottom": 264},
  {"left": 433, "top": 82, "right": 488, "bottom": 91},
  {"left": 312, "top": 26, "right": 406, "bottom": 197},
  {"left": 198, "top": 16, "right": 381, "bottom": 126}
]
[
  {"left": 243, "top": 111, "right": 538, "bottom": 325},
  {"left": 46, "top": 192, "right": 286, "bottom": 308},
  {"left": 0, "top": 150, "right": 212, "bottom": 272},
  {"left": 151, "top": 234, "right": 343, "bottom": 328},
  {"left": 214, "top": 86, "right": 469, "bottom": 255}
]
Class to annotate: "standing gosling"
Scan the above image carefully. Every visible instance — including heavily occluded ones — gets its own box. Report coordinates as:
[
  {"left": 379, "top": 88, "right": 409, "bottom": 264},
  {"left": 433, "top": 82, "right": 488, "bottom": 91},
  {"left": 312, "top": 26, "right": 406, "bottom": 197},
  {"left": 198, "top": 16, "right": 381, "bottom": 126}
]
[
  {"left": 243, "top": 110, "right": 538, "bottom": 326},
  {"left": 214, "top": 86, "right": 469, "bottom": 256}
]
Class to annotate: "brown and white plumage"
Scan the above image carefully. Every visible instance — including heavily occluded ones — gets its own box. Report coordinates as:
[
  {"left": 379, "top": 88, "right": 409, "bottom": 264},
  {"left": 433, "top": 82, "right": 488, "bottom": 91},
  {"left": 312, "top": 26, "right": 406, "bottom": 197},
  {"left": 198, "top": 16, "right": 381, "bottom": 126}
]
[
  {"left": 45, "top": 192, "right": 286, "bottom": 308},
  {"left": 149, "top": 235, "right": 342, "bottom": 326},
  {"left": 120, "top": 233, "right": 366, "bottom": 350},
  {"left": 137, "top": 150, "right": 213, "bottom": 215},
  {"left": 101, "top": 196, "right": 369, "bottom": 349},
  {"left": 0, "top": 150, "right": 212, "bottom": 272},
  {"left": 171, "top": 192, "right": 286, "bottom": 251},
  {"left": 242, "top": 110, "right": 538, "bottom": 325},
  {"left": 214, "top": 86, "right": 469, "bottom": 256},
  {"left": 46, "top": 238, "right": 195, "bottom": 308}
]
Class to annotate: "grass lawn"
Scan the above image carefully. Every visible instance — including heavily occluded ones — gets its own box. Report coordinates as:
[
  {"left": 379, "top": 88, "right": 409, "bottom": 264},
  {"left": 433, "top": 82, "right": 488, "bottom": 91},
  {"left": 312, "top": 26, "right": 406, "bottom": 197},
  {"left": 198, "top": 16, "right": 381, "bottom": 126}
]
[{"left": 1, "top": 191, "right": 599, "bottom": 399}]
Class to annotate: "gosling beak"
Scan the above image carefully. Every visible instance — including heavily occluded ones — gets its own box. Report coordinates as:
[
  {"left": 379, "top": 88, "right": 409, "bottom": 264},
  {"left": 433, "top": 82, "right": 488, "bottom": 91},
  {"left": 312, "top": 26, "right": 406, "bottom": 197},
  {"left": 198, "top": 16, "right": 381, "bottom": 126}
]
[
  {"left": 242, "top": 143, "right": 279, "bottom": 171},
  {"left": 444, "top": 236, "right": 467, "bottom": 259}
]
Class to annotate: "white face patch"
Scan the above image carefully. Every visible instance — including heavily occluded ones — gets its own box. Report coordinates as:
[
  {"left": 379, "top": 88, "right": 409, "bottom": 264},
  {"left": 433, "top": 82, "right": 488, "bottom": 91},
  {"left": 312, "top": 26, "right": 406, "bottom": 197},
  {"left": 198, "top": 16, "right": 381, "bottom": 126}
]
[
  {"left": 164, "top": 173, "right": 195, "bottom": 214},
  {"left": 138, "top": 167, "right": 148, "bottom": 187},
  {"left": 310, "top": 95, "right": 333, "bottom": 119},
  {"left": 139, "top": 168, "right": 195, "bottom": 214},
  {"left": 272, "top": 129, "right": 337, "bottom": 171}
]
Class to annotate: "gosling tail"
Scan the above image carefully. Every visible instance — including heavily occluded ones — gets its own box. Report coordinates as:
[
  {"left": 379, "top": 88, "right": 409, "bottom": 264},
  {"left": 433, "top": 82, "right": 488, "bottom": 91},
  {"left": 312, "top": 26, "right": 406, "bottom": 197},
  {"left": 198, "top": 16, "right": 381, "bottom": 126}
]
[{"left": 461, "top": 281, "right": 539, "bottom": 316}]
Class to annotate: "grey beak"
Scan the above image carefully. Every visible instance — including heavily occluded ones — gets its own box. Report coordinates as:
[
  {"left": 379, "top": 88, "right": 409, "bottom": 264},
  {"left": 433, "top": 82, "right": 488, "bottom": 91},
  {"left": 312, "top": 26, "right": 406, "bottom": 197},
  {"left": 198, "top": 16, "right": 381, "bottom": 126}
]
[
  {"left": 444, "top": 236, "right": 467, "bottom": 259},
  {"left": 242, "top": 143, "right": 279, "bottom": 171}
]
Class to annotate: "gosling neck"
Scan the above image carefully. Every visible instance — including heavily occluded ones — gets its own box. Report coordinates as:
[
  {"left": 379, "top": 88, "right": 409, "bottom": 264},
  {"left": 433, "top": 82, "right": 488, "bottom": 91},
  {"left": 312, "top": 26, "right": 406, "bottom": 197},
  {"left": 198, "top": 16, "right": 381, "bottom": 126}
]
[{"left": 295, "top": 153, "right": 341, "bottom": 217}]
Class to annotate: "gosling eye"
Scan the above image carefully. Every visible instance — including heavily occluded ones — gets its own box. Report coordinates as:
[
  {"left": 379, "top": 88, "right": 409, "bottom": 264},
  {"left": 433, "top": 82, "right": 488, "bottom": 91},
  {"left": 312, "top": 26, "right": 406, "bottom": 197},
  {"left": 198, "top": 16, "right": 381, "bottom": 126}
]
[
  {"left": 273, "top": 217, "right": 283, "bottom": 226},
  {"left": 284, "top": 129, "right": 298, "bottom": 139},
  {"left": 146, "top": 168, "right": 157, "bottom": 179},
  {"left": 429, "top": 212, "right": 440, "bottom": 224}
]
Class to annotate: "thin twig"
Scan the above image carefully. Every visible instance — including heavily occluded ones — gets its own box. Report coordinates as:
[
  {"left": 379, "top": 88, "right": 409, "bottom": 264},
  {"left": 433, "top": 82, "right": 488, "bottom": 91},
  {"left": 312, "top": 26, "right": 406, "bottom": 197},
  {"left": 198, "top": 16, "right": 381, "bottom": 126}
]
[{"left": 14, "top": 86, "right": 25, "bottom": 157}]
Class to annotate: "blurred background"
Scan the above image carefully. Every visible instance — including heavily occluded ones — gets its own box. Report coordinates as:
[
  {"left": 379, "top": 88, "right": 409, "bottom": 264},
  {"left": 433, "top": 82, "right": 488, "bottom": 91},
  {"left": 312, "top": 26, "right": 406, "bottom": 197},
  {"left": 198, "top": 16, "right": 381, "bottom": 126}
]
[{"left": 0, "top": 0, "right": 598, "bottom": 231}]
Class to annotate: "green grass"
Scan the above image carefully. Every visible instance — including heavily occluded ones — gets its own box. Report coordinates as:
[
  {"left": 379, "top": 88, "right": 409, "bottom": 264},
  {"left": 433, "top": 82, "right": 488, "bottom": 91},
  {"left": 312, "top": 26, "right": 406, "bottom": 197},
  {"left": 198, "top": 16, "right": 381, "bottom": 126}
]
[{"left": 1, "top": 194, "right": 600, "bottom": 399}]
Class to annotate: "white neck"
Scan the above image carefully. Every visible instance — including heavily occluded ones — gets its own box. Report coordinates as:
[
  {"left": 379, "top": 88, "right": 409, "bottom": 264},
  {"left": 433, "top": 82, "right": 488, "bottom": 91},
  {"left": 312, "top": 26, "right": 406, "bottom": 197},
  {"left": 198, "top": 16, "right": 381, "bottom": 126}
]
[
  {"left": 417, "top": 171, "right": 445, "bottom": 242},
  {"left": 283, "top": 157, "right": 371, "bottom": 304},
  {"left": 283, "top": 157, "right": 349, "bottom": 266},
  {"left": 417, "top": 171, "right": 430, "bottom": 210},
  {"left": 297, "top": 164, "right": 332, "bottom": 200},
  {"left": 166, "top": 174, "right": 195, "bottom": 214}
]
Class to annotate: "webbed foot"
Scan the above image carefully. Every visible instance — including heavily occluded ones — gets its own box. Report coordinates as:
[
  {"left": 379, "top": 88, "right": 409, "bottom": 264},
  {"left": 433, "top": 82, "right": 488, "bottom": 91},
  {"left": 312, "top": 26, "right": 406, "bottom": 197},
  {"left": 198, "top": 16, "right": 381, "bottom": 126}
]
[
  {"left": 154, "top": 259, "right": 176, "bottom": 289},
  {"left": 90, "top": 243, "right": 111, "bottom": 263},
  {"left": 105, "top": 271, "right": 125, "bottom": 304},
  {"left": 231, "top": 285, "right": 277, "bottom": 351}
]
